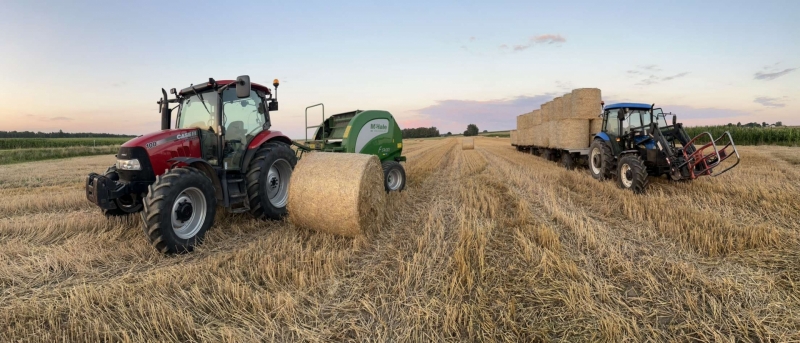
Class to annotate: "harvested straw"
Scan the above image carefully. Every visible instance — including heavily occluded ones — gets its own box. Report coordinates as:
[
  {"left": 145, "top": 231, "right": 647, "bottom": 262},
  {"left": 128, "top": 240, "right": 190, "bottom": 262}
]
[
  {"left": 570, "top": 88, "right": 602, "bottom": 119},
  {"left": 555, "top": 119, "right": 590, "bottom": 149},
  {"left": 462, "top": 137, "right": 475, "bottom": 150},
  {"left": 288, "top": 152, "right": 386, "bottom": 237},
  {"left": 510, "top": 130, "right": 517, "bottom": 145},
  {"left": 532, "top": 109, "right": 542, "bottom": 126},
  {"left": 590, "top": 119, "right": 603, "bottom": 134}
]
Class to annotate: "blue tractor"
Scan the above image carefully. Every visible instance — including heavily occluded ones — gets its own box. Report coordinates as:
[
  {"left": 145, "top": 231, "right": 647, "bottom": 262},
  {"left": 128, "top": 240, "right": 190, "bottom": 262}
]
[{"left": 588, "top": 103, "right": 740, "bottom": 193}]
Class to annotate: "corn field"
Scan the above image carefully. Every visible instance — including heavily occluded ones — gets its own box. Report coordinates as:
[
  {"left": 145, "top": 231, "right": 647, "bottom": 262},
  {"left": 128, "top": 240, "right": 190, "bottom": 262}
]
[
  {"left": 686, "top": 126, "right": 800, "bottom": 146},
  {"left": 0, "top": 138, "right": 131, "bottom": 150}
]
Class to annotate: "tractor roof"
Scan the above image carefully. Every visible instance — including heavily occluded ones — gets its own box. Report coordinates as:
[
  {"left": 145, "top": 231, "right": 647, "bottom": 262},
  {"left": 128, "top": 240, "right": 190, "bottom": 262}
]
[
  {"left": 178, "top": 80, "right": 271, "bottom": 96},
  {"left": 604, "top": 103, "right": 651, "bottom": 110}
]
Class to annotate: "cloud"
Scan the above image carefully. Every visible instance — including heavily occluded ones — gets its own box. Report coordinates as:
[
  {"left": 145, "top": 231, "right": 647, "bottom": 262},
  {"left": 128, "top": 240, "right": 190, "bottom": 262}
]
[
  {"left": 502, "top": 34, "right": 566, "bottom": 52},
  {"left": 532, "top": 34, "right": 566, "bottom": 44},
  {"left": 754, "top": 68, "right": 796, "bottom": 80},
  {"left": 402, "top": 94, "right": 553, "bottom": 133},
  {"left": 753, "top": 96, "right": 786, "bottom": 108},
  {"left": 50, "top": 116, "right": 72, "bottom": 121},
  {"left": 628, "top": 65, "right": 689, "bottom": 86},
  {"left": 661, "top": 72, "right": 689, "bottom": 81}
]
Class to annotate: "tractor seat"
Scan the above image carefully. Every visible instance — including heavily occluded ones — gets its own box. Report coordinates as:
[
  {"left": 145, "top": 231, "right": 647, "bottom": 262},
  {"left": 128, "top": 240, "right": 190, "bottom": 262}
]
[{"left": 226, "top": 121, "right": 247, "bottom": 143}]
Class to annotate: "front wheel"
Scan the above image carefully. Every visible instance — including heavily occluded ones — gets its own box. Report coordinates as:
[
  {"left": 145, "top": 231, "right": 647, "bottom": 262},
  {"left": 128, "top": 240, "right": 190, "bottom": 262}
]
[
  {"left": 141, "top": 167, "right": 217, "bottom": 253},
  {"left": 247, "top": 142, "right": 297, "bottom": 220},
  {"left": 381, "top": 161, "right": 406, "bottom": 192},
  {"left": 616, "top": 154, "right": 648, "bottom": 193}
]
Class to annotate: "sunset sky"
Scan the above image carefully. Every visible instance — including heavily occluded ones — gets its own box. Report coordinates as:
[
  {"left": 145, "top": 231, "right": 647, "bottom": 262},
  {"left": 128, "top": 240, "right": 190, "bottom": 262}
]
[{"left": 1, "top": 0, "right": 798, "bottom": 138}]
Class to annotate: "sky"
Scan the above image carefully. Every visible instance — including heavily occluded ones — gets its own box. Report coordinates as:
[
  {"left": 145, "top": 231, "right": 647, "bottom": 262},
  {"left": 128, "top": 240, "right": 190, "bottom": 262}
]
[{"left": 1, "top": 0, "right": 798, "bottom": 138}]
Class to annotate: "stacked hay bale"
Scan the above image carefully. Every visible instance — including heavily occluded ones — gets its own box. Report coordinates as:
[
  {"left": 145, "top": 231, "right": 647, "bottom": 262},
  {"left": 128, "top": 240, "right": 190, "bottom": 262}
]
[
  {"left": 510, "top": 130, "right": 517, "bottom": 145},
  {"left": 512, "top": 88, "right": 602, "bottom": 151}
]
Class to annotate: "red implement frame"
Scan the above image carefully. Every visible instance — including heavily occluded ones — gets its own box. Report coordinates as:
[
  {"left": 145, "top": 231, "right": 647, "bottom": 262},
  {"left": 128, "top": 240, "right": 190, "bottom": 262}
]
[{"left": 677, "top": 131, "right": 740, "bottom": 179}]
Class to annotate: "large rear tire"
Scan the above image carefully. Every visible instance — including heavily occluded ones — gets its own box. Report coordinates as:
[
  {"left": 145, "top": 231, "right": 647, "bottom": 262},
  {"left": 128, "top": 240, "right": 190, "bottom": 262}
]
[
  {"left": 616, "top": 154, "right": 648, "bottom": 193},
  {"left": 141, "top": 167, "right": 217, "bottom": 253},
  {"left": 102, "top": 165, "right": 143, "bottom": 217},
  {"left": 247, "top": 142, "right": 297, "bottom": 220},
  {"left": 589, "top": 139, "right": 615, "bottom": 180},
  {"left": 381, "top": 161, "right": 406, "bottom": 192}
]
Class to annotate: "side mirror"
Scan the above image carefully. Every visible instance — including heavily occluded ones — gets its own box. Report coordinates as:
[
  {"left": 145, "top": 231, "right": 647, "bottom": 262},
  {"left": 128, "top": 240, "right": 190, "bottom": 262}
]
[
  {"left": 268, "top": 101, "right": 278, "bottom": 111},
  {"left": 170, "top": 88, "right": 177, "bottom": 95},
  {"left": 617, "top": 109, "right": 626, "bottom": 121},
  {"left": 235, "top": 75, "right": 251, "bottom": 98},
  {"left": 672, "top": 115, "right": 677, "bottom": 125}
]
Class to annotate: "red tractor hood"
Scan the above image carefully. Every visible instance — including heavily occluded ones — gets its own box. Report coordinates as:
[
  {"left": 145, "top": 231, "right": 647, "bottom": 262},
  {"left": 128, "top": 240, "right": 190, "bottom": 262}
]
[{"left": 122, "top": 128, "right": 199, "bottom": 149}]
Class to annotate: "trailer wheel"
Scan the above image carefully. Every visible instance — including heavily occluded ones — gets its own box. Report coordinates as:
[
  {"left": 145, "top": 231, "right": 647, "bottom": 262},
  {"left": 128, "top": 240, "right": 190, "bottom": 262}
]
[
  {"left": 102, "top": 166, "right": 143, "bottom": 217},
  {"left": 541, "top": 149, "right": 553, "bottom": 162},
  {"left": 247, "top": 142, "right": 297, "bottom": 220},
  {"left": 382, "top": 161, "right": 406, "bottom": 192},
  {"left": 141, "top": 167, "right": 217, "bottom": 253},
  {"left": 561, "top": 153, "right": 576, "bottom": 170},
  {"left": 589, "top": 139, "right": 615, "bottom": 180},
  {"left": 616, "top": 154, "right": 648, "bottom": 193}
]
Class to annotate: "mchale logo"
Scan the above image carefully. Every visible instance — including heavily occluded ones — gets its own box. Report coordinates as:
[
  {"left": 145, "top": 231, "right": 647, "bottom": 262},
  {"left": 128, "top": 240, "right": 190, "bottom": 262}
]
[{"left": 371, "top": 123, "right": 388, "bottom": 130}]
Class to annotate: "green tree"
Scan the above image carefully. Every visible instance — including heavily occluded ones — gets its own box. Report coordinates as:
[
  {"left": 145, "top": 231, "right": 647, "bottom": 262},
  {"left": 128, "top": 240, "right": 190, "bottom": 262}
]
[
  {"left": 463, "top": 124, "right": 479, "bottom": 137},
  {"left": 776, "top": 121, "right": 783, "bottom": 127}
]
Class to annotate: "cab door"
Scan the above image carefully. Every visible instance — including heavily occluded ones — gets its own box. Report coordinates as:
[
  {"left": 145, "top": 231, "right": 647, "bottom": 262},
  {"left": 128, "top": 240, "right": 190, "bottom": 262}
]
[{"left": 603, "top": 109, "right": 624, "bottom": 154}]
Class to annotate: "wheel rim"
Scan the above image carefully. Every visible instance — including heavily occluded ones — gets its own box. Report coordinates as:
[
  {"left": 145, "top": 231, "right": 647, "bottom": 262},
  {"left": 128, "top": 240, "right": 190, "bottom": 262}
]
[
  {"left": 620, "top": 164, "right": 633, "bottom": 188},
  {"left": 171, "top": 187, "right": 207, "bottom": 239},
  {"left": 590, "top": 147, "right": 601, "bottom": 174},
  {"left": 267, "top": 158, "right": 292, "bottom": 208},
  {"left": 387, "top": 168, "right": 403, "bottom": 191}
]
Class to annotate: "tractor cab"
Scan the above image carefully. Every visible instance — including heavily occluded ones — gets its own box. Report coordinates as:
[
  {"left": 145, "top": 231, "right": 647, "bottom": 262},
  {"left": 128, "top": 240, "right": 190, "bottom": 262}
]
[{"left": 170, "top": 77, "right": 279, "bottom": 170}]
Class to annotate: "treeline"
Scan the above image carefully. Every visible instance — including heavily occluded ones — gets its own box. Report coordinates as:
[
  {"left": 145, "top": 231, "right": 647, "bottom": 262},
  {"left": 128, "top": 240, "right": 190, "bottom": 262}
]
[
  {"left": 0, "top": 130, "right": 135, "bottom": 138},
  {"left": 685, "top": 125, "right": 800, "bottom": 146},
  {"left": 402, "top": 127, "right": 440, "bottom": 138}
]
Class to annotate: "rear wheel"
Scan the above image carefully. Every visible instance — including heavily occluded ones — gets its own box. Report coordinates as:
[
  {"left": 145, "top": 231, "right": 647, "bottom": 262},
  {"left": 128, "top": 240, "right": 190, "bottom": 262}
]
[
  {"left": 589, "top": 139, "right": 615, "bottom": 180},
  {"left": 102, "top": 166, "right": 143, "bottom": 217},
  {"left": 381, "top": 161, "right": 406, "bottom": 192},
  {"left": 616, "top": 154, "right": 648, "bottom": 193},
  {"left": 141, "top": 167, "right": 217, "bottom": 253},
  {"left": 247, "top": 142, "right": 297, "bottom": 220}
]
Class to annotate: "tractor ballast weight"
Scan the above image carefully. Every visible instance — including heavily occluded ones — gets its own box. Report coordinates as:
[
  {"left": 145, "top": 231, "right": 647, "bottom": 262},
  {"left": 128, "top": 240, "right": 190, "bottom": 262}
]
[{"left": 293, "top": 104, "right": 407, "bottom": 192}]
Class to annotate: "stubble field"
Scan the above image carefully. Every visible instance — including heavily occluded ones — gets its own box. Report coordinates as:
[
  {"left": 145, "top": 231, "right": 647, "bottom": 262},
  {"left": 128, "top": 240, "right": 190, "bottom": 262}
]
[{"left": 1, "top": 137, "right": 799, "bottom": 342}]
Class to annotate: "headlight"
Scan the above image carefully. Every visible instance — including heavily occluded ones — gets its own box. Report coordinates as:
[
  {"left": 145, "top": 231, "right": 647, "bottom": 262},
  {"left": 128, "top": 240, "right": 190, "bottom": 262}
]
[{"left": 116, "top": 159, "right": 142, "bottom": 171}]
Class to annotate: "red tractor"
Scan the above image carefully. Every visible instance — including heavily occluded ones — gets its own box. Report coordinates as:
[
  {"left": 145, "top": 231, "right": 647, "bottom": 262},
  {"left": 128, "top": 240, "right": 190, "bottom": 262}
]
[{"left": 86, "top": 76, "right": 296, "bottom": 253}]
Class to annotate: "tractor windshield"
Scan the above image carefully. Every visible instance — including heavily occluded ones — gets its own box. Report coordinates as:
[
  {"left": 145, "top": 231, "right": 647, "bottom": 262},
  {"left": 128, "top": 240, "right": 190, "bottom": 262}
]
[
  {"left": 653, "top": 108, "right": 668, "bottom": 127},
  {"left": 178, "top": 91, "right": 218, "bottom": 131}
]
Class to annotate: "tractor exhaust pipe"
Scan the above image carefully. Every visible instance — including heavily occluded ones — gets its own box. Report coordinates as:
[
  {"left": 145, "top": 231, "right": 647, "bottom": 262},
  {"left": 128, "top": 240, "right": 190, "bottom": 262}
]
[{"left": 160, "top": 88, "right": 171, "bottom": 130}]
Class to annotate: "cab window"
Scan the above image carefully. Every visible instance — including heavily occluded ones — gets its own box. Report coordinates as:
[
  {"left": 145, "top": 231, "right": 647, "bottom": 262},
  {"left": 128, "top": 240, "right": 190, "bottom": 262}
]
[
  {"left": 221, "top": 89, "right": 265, "bottom": 169},
  {"left": 605, "top": 109, "right": 620, "bottom": 136},
  {"left": 629, "top": 111, "right": 643, "bottom": 128}
]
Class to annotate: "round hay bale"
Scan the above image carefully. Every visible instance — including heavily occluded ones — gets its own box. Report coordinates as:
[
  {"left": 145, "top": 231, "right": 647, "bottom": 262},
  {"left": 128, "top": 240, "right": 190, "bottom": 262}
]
[
  {"left": 462, "top": 137, "right": 475, "bottom": 150},
  {"left": 547, "top": 121, "right": 559, "bottom": 148},
  {"left": 561, "top": 93, "right": 572, "bottom": 120},
  {"left": 570, "top": 88, "right": 602, "bottom": 119},
  {"left": 557, "top": 119, "right": 591, "bottom": 149},
  {"left": 532, "top": 109, "right": 542, "bottom": 126},
  {"left": 288, "top": 152, "right": 386, "bottom": 237},
  {"left": 541, "top": 102, "right": 552, "bottom": 122},
  {"left": 552, "top": 97, "right": 562, "bottom": 121},
  {"left": 590, "top": 119, "right": 603, "bottom": 134},
  {"left": 516, "top": 114, "right": 526, "bottom": 130}
]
